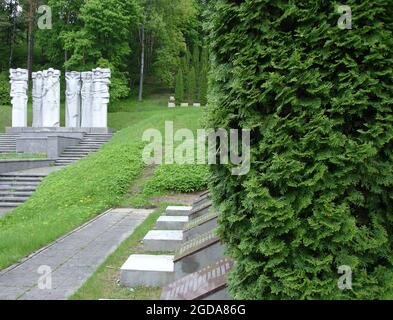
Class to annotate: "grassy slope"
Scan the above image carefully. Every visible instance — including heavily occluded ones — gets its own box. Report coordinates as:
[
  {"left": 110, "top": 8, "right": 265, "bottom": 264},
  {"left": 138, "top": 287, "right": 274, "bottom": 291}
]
[{"left": 0, "top": 97, "right": 205, "bottom": 269}]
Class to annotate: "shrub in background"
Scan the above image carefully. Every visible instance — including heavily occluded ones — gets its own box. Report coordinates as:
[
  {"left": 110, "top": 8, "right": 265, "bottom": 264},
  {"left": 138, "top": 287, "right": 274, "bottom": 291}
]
[
  {"left": 0, "top": 72, "right": 10, "bottom": 106},
  {"left": 207, "top": 0, "right": 393, "bottom": 299},
  {"left": 175, "top": 68, "right": 184, "bottom": 103}
]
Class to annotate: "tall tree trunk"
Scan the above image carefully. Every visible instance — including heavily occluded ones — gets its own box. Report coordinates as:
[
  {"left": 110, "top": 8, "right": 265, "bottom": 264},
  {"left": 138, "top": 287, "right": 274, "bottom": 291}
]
[
  {"left": 8, "top": 2, "right": 17, "bottom": 69},
  {"left": 27, "top": 0, "right": 36, "bottom": 80},
  {"left": 64, "top": 14, "right": 69, "bottom": 72},
  {"left": 138, "top": 20, "right": 145, "bottom": 102}
]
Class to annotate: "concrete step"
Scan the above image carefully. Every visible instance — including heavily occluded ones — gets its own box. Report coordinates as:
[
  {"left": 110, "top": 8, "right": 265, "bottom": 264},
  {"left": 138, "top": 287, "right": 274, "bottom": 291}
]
[
  {"left": 0, "top": 177, "right": 43, "bottom": 182},
  {"left": 0, "top": 202, "right": 20, "bottom": 208},
  {"left": 0, "top": 181, "right": 40, "bottom": 186},
  {"left": 55, "top": 159, "right": 76, "bottom": 163},
  {"left": 78, "top": 143, "right": 103, "bottom": 147},
  {"left": 0, "top": 186, "right": 37, "bottom": 191},
  {"left": 120, "top": 255, "right": 175, "bottom": 288},
  {"left": 67, "top": 145, "right": 100, "bottom": 148},
  {"left": 0, "top": 173, "right": 47, "bottom": 177},
  {"left": 143, "top": 230, "right": 184, "bottom": 252},
  {"left": 0, "top": 197, "right": 29, "bottom": 203},
  {"left": 58, "top": 156, "right": 84, "bottom": 160},
  {"left": 0, "top": 192, "right": 34, "bottom": 197},
  {"left": 62, "top": 151, "right": 90, "bottom": 155},
  {"left": 60, "top": 156, "right": 88, "bottom": 159},
  {"left": 64, "top": 148, "right": 98, "bottom": 152}
]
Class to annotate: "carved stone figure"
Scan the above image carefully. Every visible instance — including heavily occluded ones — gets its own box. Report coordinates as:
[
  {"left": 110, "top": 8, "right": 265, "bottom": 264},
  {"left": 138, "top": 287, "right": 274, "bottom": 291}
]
[
  {"left": 81, "top": 72, "right": 93, "bottom": 127},
  {"left": 42, "top": 68, "right": 61, "bottom": 127},
  {"left": 65, "top": 71, "right": 82, "bottom": 127},
  {"left": 32, "top": 71, "right": 44, "bottom": 127},
  {"left": 9, "top": 68, "right": 28, "bottom": 127},
  {"left": 91, "top": 68, "right": 111, "bottom": 128}
]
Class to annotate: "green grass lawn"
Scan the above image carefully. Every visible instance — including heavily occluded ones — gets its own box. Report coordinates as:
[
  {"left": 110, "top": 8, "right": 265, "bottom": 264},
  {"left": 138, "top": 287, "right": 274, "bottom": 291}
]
[
  {"left": 0, "top": 96, "right": 207, "bottom": 270},
  {"left": 0, "top": 103, "right": 66, "bottom": 133},
  {"left": 0, "top": 106, "right": 11, "bottom": 133}
]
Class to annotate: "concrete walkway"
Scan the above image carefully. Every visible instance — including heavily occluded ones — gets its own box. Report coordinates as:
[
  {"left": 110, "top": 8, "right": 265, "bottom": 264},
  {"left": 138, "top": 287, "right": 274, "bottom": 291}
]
[{"left": 0, "top": 208, "right": 153, "bottom": 300}]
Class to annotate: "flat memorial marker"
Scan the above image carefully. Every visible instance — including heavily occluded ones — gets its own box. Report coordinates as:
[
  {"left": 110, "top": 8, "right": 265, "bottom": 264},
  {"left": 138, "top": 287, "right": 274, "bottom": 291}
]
[
  {"left": 184, "top": 210, "right": 218, "bottom": 231},
  {"left": 193, "top": 192, "right": 210, "bottom": 207},
  {"left": 166, "top": 206, "right": 193, "bottom": 216},
  {"left": 120, "top": 254, "right": 175, "bottom": 287},
  {"left": 199, "top": 190, "right": 210, "bottom": 197},
  {"left": 161, "top": 258, "right": 233, "bottom": 300},
  {"left": 143, "top": 230, "right": 183, "bottom": 252},
  {"left": 183, "top": 209, "right": 219, "bottom": 240},
  {"left": 188, "top": 200, "right": 212, "bottom": 220},
  {"left": 156, "top": 215, "right": 189, "bottom": 230},
  {"left": 173, "top": 229, "right": 223, "bottom": 279}
]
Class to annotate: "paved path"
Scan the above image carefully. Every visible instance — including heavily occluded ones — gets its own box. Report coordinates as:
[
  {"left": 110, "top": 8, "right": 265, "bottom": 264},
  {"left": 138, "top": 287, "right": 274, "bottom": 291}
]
[{"left": 0, "top": 208, "right": 153, "bottom": 300}]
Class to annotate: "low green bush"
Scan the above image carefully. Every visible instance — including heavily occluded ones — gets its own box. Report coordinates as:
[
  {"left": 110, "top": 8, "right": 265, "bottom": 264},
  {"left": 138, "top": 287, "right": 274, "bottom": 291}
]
[{"left": 145, "top": 164, "right": 209, "bottom": 194}]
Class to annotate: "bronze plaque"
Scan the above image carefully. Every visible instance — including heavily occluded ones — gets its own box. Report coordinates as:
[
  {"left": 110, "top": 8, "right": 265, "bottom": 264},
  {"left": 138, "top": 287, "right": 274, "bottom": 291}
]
[
  {"left": 174, "top": 229, "right": 220, "bottom": 261},
  {"left": 190, "top": 200, "right": 212, "bottom": 217},
  {"left": 184, "top": 210, "right": 219, "bottom": 231},
  {"left": 161, "top": 258, "right": 233, "bottom": 300}
]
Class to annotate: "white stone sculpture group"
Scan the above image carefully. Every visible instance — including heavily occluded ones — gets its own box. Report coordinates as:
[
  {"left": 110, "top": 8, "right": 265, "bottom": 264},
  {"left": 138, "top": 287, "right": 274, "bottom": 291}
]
[{"left": 9, "top": 67, "right": 111, "bottom": 128}]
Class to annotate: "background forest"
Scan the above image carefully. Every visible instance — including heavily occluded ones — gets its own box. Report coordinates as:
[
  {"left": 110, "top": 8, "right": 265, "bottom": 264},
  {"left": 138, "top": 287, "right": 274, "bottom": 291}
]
[{"left": 0, "top": 0, "right": 209, "bottom": 106}]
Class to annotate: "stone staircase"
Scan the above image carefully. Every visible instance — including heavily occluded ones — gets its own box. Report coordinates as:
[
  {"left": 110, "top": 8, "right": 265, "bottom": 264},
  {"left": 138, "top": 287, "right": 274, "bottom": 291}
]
[
  {"left": 55, "top": 133, "right": 113, "bottom": 166},
  {"left": 0, "top": 133, "right": 19, "bottom": 154},
  {"left": 0, "top": 173, "right": 45, "bottom": 210}
]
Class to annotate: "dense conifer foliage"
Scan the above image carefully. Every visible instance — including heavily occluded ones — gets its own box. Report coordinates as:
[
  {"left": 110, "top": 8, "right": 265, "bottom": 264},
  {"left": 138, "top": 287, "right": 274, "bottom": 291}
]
[{"left": 207, "top": 0, "right": 393, "bottom": 299}]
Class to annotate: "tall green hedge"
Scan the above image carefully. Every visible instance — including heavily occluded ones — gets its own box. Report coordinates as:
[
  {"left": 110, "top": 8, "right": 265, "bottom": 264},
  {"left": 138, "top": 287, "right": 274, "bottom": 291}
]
[{"left": 208, "top": 0, "right": 393, "bottom": 299}]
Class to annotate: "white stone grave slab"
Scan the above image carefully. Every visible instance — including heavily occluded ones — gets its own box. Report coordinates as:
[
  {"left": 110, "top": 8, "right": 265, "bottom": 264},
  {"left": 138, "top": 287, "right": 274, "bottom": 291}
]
[
  {"left": 156, "top": 216, "right": 189, "bottom": 230},
  {"left": 120, "top": 254, "right": 174, "bottom": 287},
  {"left": 143, "top": 230, "right": 184, "bottom": 252},
  {"left": 166, "top": 206, "right": 193, "bottom": 216}
]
